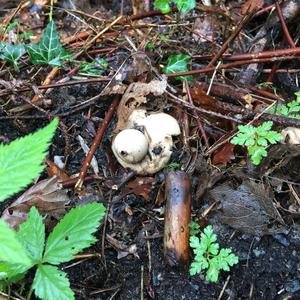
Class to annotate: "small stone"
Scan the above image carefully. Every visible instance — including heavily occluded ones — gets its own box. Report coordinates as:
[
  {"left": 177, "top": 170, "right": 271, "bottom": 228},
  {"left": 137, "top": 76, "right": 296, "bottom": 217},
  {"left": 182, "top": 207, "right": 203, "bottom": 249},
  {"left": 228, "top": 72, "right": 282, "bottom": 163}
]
[{"left": 284, "top": 280, "right": 300, "bottom": 293}]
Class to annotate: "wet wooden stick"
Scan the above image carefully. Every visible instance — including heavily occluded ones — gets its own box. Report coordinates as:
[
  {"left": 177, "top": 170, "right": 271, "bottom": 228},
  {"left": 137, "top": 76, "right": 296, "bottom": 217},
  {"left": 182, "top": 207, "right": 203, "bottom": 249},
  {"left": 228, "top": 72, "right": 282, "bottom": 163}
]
[
  {"left": 75, "top": 96, "right": 120, "bottom": 190},
  {"left": 164, "top": 170, "right": 191, "bottom": 267}
]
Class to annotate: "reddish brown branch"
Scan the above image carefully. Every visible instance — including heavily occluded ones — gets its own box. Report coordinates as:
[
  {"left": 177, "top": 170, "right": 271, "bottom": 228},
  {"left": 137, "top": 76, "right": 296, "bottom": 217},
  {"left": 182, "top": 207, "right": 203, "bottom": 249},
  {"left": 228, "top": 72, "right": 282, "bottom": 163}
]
[
  {"left": 75, "top": 96, "right": 120, "bottom": 190},
  {"left": 166, "top": 55, "right": 299, "bottom": 77}
]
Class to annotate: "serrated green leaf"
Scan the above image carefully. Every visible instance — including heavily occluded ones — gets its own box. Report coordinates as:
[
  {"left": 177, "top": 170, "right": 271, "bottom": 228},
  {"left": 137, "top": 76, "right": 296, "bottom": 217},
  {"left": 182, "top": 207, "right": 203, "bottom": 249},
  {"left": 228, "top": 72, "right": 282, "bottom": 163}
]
[
  {"left": 175, "top": 0, "right": 196, "bottom": 13},
  {"left": 0, "top": 118, "right": 58, "bottom": 202},
  {"left": 163, "top": 54, "right": 192, "bottom": 82},
  {"left": 33, "top": 264, "right": 74, "bottom": 300},
  {"left": 189, "top": 235, "right": 201, "bottom": 249},
  {"left": 265, "top": 131, "right": 283, "bottom": 144},
  {"left": 43, "top": 202, "right": 106, "bottom": 264},
  {"left": 248, "top": 145, "right": 267, "bottom": 165},
  {"left": 17, "top": 206, "right": 45, "bottom": 263},
  {"left": 259, "top": 121, "right": 273, "bottom": 132},
  {"left": 206, "top": 258, "right": 219, "bottom": 282},
  {"left": 154, "top": 0, "right": 172, "bottom": 13},
  {"left": 0, "top": 42, "right": 25, "bottom": 71},
  {"left": 0, "top": 262, "right": 29, "bottom": 282},
  {"left": 256, "top": 137, "right": 268, "bottom": 147},
  {"left": 0, "top": 220, "right": 31, "bottom": 265},
  {"left": 27, "top": 21, "right": 70, "bottom": 67}
]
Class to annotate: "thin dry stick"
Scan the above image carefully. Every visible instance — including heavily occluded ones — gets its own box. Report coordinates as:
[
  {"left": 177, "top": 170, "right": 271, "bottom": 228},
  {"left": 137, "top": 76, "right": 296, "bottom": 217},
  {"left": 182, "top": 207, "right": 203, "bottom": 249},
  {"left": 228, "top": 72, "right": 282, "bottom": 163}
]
[
  {"left": 208, "top": 8, "right": 256, "bottom": 66},
  {"left": 184, "top": 79, "right": 209, "bottom": 148},
  {"left": 75, "top": 96, "right": 120, "bottom": 190}
]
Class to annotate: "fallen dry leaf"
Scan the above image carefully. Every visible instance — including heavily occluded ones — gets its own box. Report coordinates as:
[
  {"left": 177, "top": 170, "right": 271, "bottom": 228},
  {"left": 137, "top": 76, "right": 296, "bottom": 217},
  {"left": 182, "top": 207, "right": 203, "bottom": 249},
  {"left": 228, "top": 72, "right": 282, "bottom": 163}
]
[
  {"left": 1, "top": 176, "right": 69, "bottom": 229},
  {"left": 113, "top": 79, "right": 167, "bottom": 133},
  {"left": 212, "top": 142, "right": 235, "bottom": 166},
  {"left": 209, "top": 181, "right": 284, "bottom": 235},
  {"left": 121, "top": 177, "right": 155, "bottom": 202}
]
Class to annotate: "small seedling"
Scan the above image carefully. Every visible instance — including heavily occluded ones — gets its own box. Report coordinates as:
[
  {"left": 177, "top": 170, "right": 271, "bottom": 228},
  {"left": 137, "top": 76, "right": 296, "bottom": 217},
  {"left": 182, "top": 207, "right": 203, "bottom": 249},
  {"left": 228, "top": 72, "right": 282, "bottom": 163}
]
[
  {"left": 166, "top": 162, "right": 181, "bottom": 170},
  {"left": 163, "top": 54, "right": 193, "bottom": 82},
  {"left": 0, "top": 118, "right": 58, "bottom": 202},
  {"left": 0, "top": 42, "right": 26, "bottom": 71},
  {"left": 230, "top": 121, "right": 283, "bottom": 165},
  {"left": 154, "top": 0, "right": 196, "bottom": 14},
  {"left": 269, "top": 91, "right": 300, "bottom": 120},
  {"left": 80, "top": 57, "right": 109, "bottom": 75},
  {"left": 189, "top": 225, "right": 239, "bottom": 282},
  {"left": 0, "top": 203, "right": 106, "bottom": 299}
]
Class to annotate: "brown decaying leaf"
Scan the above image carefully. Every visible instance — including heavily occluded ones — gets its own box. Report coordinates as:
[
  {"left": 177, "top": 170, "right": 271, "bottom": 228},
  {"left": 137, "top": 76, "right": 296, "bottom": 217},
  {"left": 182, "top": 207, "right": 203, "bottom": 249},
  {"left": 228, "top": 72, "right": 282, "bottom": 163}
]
[
  {"left": 113, "top": 79, "right": 167, "bottom": 133},
  {"left": 212, "top": 142, "right": 235, "bottom": 166},
  {"left": 1, "top": 176, "right": 69, "bottom": 229},
  {"left": 121, "top": 177, "right": 154, "bottom": 201},
  {"left": 45, "top": 158, "right": 70, "bottom": 181},
  {"left": 190, "top": 82, "right": 217, "bottom": 109},
  {"left": 209, "top": 180, "right": 285, "bottom": 236},
  {"left": 101, "top": 52, "right": 152, "bottom": 96}
]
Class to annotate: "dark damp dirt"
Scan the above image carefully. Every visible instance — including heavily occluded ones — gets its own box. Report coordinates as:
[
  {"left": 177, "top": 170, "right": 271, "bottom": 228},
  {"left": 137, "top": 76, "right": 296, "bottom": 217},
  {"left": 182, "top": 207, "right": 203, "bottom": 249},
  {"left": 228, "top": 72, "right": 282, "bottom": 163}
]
[
  {"left": 62, "top": 201, "right": 300, "bottom": 300},
  {"left": 2, "top": 86, "right": 300, "bottom": 300}
]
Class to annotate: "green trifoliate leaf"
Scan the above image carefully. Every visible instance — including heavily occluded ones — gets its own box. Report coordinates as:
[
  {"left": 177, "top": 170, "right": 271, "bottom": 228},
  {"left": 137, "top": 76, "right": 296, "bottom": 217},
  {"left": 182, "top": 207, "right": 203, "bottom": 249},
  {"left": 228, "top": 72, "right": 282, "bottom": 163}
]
[
  {"left": 163, "top": 54, "right": 193, "bottom": 82},
  {"left": 17, "top": 206, "right": 45, "bottom": 263},
  {"left": 154, "top": 0, "right": 172, "bottom": 13},
  {"left": 0, "top": 220, "right": 31, "bottom": 265},
  {"left": 0, "top": 118, "right": 58, "bottom": 202},
  {"left": 175, "top": 0, "right": 196, "bottom": 13},
  {"left": 43, "top": 202, "right": 106, "bottom": 264},
  {"left": 33, "top": 264, "right": 74, "bottom": 300},
  {"left": 27, "top": 21, "right": 70, "bottom": 66},
  {"left": 0, "top": 42, "right": 25, "bottom": 71}
]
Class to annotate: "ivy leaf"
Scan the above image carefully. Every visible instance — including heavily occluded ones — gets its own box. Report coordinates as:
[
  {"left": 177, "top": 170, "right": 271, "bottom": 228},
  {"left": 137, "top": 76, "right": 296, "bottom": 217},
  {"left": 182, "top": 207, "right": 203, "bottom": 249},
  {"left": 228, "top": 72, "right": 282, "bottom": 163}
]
[
  {"left": 154, "top": 0, "right": 171, "bottom": 14},
  {"left": 175, "top": 0, "right": 196, "bottom": 13},
  {"left": 163, "top": 54, "right": 193, "bottom": 82},
  {"left": 43, "top": 203, "right": 106, "bottom": 264},
  {"left": 27, "top": 21, "right": 70, "bottom": 67},
  {"left": 0, "top": 220, "right": 31, "bottom": 265},
  {"left": 0, "top": 42, "right": 25, "bottom": 71},
  {"left": 33, "top": 264, "right": 74, "bottom": 300},
  {"left": 17, "top": 206, "right": 45, "bottom": 263},
  {"left": 0, "top": 118, "right": 58, "bottom": 202}
]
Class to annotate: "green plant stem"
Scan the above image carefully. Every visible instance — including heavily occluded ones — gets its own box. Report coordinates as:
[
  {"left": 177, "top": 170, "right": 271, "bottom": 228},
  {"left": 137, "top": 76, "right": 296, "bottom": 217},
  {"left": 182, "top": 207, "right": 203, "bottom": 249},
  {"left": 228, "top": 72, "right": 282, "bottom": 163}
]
[
  {"left": 27, "top": 285, "right": 33, "bottom": 300},
  {"left": 49, "top": 0, "right": 54, "bottom": 21}
]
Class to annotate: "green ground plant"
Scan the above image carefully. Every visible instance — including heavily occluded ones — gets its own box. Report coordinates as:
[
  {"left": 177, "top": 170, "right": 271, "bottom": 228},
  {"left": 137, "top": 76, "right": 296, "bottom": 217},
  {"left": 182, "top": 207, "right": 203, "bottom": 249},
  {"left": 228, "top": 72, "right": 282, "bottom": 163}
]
[
  {"left": 154, "top": 0, "right": 196, "bottom": 14},
  {"left": 0, "top": 118, "right": 58, "bottom": 202},
  {"left": 269, "top": 91, "right": 300, "bottom": 120},
  {"left": 0, "top": 203, "right": 106, "bottom": 300},
  {"left": 163, "top": 54, "right": 193, "bottom": 82},
  {"left": 189, "top": 225, "right": 239, "bottom": 282},
  {"left": 230, "top": 121, "right": 283, "bottom": 165}
]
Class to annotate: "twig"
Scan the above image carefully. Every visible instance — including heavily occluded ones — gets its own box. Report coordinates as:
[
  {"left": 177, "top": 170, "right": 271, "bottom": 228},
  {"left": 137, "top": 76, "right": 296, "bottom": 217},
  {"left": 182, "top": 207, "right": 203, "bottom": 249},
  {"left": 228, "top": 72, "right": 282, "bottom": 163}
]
[
  {"left": 166, "top": 55, "right": 300, "bottom": 77},
  {"left": 75, "top": 96, "right": 120, "bottom": 190},
  {"left": 208, "top": 8, "right": 257, "bottom": 66},
  {"left": 184, "top": 79, "right": 209, "bottom": 148},
  {"left": 275, "top": 0, "right": 296, "bottom": 48}
]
